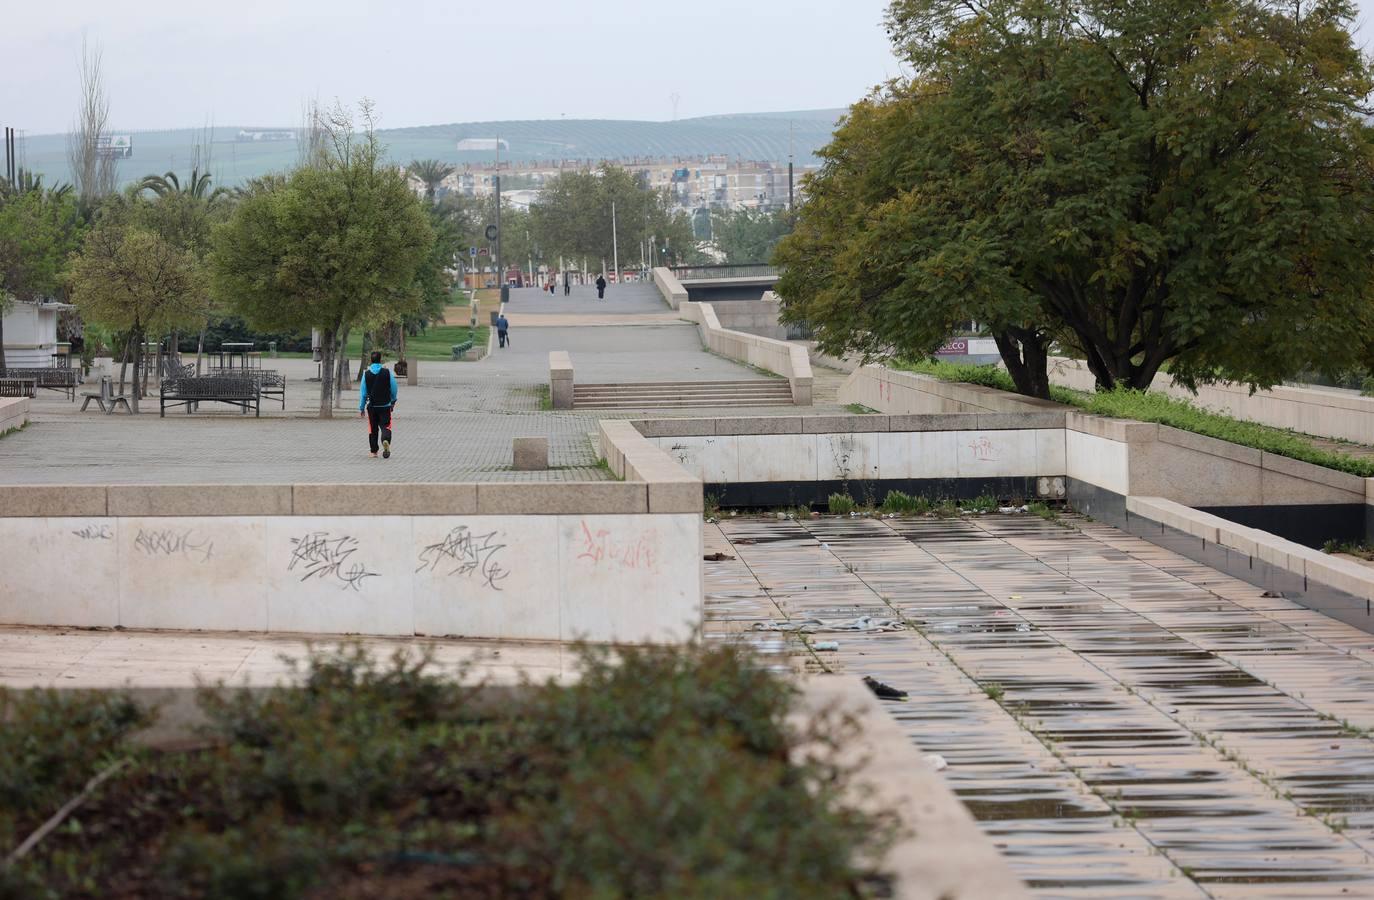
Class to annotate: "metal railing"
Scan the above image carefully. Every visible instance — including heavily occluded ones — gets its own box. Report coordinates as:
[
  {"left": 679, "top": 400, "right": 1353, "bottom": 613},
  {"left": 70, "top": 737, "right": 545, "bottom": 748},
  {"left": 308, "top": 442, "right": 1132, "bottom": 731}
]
[{"left": 669, "top": 263, "right": 779, "bottom": 281}]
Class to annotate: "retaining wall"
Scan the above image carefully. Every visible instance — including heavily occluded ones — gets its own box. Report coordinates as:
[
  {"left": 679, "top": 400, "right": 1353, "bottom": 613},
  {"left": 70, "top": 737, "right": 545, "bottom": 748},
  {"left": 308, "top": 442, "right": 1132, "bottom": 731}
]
[
  {"left": 1048, "top": 356, "right": 1374, "bottom": 446},
  {"left": 678, "top": 300, "right": 814, "bottom": 405},
  {"left": 840, "top": 365, "right": 1067, "bottom": 415},
  {"left": 0, "top": 396, "right": 28, "bottom": 434},
  {"left": 651, "top": 266, "right": 689, "bottom": 309},
  {"left": 0, "top": 479, "right": 702, "bottom": 643}
]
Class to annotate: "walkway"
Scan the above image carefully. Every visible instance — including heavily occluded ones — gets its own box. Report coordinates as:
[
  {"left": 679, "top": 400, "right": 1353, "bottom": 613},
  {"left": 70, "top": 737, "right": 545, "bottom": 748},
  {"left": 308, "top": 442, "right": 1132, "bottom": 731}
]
[
  {"left": 705, "top": 513, "right": 1374, "bottom": 898},
  {"left": 0, "top": 282, "right": 844, "bottom": 485}
]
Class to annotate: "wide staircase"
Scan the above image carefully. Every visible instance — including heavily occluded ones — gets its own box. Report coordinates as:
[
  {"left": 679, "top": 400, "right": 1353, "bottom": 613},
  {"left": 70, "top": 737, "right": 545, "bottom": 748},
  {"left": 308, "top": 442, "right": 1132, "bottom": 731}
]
[{"left": 573, "top": 379, "right": 795, "bottom": 409}]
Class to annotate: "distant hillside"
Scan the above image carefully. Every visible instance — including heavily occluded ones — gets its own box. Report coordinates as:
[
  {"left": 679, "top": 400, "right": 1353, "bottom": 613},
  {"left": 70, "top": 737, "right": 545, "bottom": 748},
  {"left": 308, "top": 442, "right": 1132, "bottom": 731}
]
[{"left": 10, "top": 110, "right": 845, "bottom": 190}]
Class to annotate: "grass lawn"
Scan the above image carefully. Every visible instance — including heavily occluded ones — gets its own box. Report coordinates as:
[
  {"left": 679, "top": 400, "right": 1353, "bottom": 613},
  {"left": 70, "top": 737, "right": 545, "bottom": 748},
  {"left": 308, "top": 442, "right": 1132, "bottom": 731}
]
[{"left": 278, "top": 291, "right": 502, "bottom": 362}]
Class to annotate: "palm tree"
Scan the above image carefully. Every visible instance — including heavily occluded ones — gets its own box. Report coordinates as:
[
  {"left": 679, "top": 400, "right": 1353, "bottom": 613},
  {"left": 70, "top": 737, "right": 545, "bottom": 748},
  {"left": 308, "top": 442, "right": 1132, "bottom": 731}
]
[
  {"left": 407, "top": 159, "right": 456, "bottom": 202},
  {"left": 0, "top": 168, "right": 72, "bottom": 202},
  {"left": 138, "top": 167, "right": 231, "bottom": 208}
]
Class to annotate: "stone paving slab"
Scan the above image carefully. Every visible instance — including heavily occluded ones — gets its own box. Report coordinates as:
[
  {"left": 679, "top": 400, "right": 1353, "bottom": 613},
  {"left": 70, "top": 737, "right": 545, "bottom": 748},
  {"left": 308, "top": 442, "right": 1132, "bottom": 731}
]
[{"left": 706, "top": 513, "right": 1374, "bottom": 897}]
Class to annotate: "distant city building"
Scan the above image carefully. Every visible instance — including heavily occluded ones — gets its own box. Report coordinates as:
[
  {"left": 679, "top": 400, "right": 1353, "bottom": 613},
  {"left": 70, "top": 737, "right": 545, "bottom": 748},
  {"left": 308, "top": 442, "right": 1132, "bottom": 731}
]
[
  {"left": 235, "top": 130, "right": 296, "bottom": 142},
  {"left": 95, "top": 135, "right": 133, "bottom": 158},
  {"left": 439, "top": 155, "right": 816, "bottom": 212}
]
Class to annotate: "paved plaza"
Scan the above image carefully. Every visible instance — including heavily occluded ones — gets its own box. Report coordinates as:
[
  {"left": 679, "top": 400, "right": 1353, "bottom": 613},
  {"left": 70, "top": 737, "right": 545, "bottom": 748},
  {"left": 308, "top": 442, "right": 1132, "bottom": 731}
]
[{"left": 0, "top": 283, "right": 842, "bottom": 485}]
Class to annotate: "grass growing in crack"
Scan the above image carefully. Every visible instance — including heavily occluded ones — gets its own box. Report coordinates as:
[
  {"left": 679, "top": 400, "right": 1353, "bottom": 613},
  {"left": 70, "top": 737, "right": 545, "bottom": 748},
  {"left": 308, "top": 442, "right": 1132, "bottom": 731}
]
[
  {"left": 844, "top": 402, "right": 879, "bottom": 415},
  {"left": 980, "top": 682, "right": 1005, "bottom": 702},
  {"left": 879, "top": 490, "right": 931, "bottom": 516},
  {"left": 828, "top": 493, "right": 857, "bottom": 515}
]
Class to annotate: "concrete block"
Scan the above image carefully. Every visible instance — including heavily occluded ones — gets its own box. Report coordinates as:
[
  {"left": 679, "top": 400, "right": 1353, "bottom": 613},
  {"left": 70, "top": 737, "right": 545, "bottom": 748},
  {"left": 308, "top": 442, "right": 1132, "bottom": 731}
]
[
  {"left": 293, "top": 483, "right": 477, "bottom": 516},
  {"left": 476, "top": 482, "right": 647, "bottom": 515},
  {"left": 658, "top": 436, "right": 737, "bottom": 483},
  {"left": 801, "top": 415, "right": 890, "bottom": 433},
  {"left": 118, "top": 516, "right": 268, "bottom": 632},
  {"left": 1260, "top": 468, "right": 1365, "bottom": 505},
  {"left": 713, "top": 416, "right": 802, "bottom": 435},
  {"left": 512, "top": 437, "right": 549, "bottom": 471},
  {"left": 888, "top": 413, "right": 980, "bottom": 432},
  {"left": 816, "top": 432, "right": 881, "bottom": 480},
  {"left": 263, "top": 516, "right": 414, "bottom": 635},
  {"left": 1259, "top": 451, "right": 1365, "bottom": 494},
  {"left": 412, "top": 515, "right": 561, "bottom": 640},
  {"left": 1157, "top": 425, "right": 1262, "bottom": 466},
  {"left": 108, "top": 484, "right": 293, "bottom": 517},
  {"left": 0, "top": 484, "right": 107, "bottom": 517},
  {"left": 549, "top": 351, "right": 574, "bottom": 410},
  {"left": 0, "top": 517, "right": 119, "bottom": 627},
  {"left": 1065, "top": 412, "right": 1158, "bottom": 443},
  {"left": 974, "top": 412, "right": 1068, "bottom": 431},
  {"left": 631, "top": 418, "right": 717, "bottom": 438},
  {"left": 740, "top": 434, "right": 819, "bottom": 481},
  {"left": 1305, "top": 555, "right": 1374, "bottom": 602},
  {"left": 790, "top": 377, "right": 813, "bottom": 406}
]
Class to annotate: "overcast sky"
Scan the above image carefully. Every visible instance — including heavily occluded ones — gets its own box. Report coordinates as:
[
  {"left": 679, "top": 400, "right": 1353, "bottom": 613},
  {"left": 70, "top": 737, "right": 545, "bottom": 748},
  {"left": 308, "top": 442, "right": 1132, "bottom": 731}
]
[
  {"left": 0, "top": 0, "right": 903, "bottom": 135},
  {"left": 4, "top": 1, "right": 1373, "bottom": 136}
]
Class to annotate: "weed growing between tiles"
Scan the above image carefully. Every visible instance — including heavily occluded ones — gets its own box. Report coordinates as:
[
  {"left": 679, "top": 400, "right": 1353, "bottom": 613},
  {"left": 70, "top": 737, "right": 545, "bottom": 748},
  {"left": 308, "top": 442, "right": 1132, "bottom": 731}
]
[{"left": 0, "top": 643, "right": 897, "bottom": 899}]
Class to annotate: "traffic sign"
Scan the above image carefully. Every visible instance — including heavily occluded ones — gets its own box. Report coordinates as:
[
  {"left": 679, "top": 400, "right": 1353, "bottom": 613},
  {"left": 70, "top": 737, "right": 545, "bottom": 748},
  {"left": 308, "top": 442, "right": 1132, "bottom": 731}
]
[
  {"left": 469, "top": 246, "right": 478, "bottom": 258},
  {"left": 485, "top": 224, "right": 498, "bottom": 241},
  {"left": 478, "top": 248, "right": 490, "bottom": 256}
]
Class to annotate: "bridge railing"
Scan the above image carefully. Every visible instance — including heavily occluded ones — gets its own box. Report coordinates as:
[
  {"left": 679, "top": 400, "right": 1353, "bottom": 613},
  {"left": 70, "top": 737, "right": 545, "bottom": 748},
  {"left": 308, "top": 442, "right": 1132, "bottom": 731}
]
[{"left": 669, "top": 263, "right": 778, "bottom": 281}]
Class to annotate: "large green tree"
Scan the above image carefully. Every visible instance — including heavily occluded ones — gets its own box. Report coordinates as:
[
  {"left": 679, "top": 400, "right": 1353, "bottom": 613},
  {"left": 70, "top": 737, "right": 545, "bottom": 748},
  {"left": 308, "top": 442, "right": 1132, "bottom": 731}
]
[
  {"left": 0, "top": 185, "right": 84, "bottom": 371},
  {"left": 777, "top": 0, "right": 1374, "bottom": 397},
  {"left": 711, "top": 208, "right": 794, "bottom": 265},
  {"left": 67, "top": 200, "right": 203, "bottom": 412},
  {"left": 210, "top": 103, "right": 434, "bottom": 417},
  {"left": 531, "top": 165, "right": 697, "bottom": 274}
]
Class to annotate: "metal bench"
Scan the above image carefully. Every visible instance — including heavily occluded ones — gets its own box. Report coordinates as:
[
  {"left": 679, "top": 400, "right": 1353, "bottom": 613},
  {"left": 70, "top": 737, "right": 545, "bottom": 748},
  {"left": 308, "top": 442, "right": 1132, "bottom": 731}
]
[
  {"left": 0, "top": 368, "right": 80, "bottom": 401},
  {"left": 206, "top": 367, "right": 286, "bottom": 409},
  {"left": 80, "top": 376, "right": 132, "bottom": 414},
  {"left": 0, "top": 378, "right": 37, "bottom": 398},
  {"left": 160, "top": 376, "right": 261, "bottom": 417}
]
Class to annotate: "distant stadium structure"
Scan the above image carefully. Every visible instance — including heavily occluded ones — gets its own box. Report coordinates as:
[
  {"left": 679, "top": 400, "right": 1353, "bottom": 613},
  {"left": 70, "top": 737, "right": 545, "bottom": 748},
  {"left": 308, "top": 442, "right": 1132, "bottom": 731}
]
[
  {"left": 236, "top": 130, "right": 296, "bottom": 142},
  {"left": 456, "top": 138, "right": 510, "bottom": 152}
]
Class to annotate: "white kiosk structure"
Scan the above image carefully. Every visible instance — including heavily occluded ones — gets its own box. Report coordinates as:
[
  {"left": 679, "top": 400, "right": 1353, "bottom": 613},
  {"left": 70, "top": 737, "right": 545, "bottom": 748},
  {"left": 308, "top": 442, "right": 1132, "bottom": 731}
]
[{"left": 2, "top": 298, "right": 71, "bottom": 367}]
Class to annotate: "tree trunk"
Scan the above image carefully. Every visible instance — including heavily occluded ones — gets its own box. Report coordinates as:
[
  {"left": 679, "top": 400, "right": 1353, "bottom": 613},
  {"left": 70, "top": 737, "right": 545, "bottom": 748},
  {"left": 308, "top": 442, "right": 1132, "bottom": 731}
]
[
  {"left": 334, "top": 326, "right": 350, "bottom": 409},
  {"left": 0, "top": 313, "right": 7, "bottom": 373},
  {"left": 195, "top": 322, "right": 207, "bottom": 375},
  {"left": 118, "top": 333, "right": 132, "bottom": 395},
  {"left": 992, "top": 327, "right": 1052, "bottom": 400},
  {"left": 130, "top": 326, "right": 144, "bottom": 414},
  {"left": 358, "top": 331, "right": 371, "bottom": 383},
  {"left": 318, "top": 325, "right": 337, "bottom": 418}
]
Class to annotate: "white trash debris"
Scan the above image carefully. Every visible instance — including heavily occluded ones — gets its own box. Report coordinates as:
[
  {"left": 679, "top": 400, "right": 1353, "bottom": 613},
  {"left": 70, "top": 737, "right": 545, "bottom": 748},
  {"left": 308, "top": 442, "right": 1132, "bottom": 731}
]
[
  {"left": 923, "top": 754, "right": 949, "bottom": 771},
  {"left": 752, "top": 616, "right": 906, "bottom": 634},
  {"left": 812, "top": 640, "right": 840, "bottom": 652}
]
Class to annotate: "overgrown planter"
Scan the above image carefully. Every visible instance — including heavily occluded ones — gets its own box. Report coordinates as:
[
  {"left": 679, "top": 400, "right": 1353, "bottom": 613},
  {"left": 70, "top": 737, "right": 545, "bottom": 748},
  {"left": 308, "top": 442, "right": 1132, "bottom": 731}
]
[{"left": 0, "top": 644, "right": 1025, "bottom": 898}]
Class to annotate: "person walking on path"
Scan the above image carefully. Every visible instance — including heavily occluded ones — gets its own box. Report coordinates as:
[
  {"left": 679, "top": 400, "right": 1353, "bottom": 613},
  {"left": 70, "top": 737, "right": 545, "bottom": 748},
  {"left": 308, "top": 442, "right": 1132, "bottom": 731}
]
[
  {"left": 563, "top": 271, "right": 570, "bottom": 296},
  {"left": 595, "top": 274, "right": 607, "bottom": 300},
  {"left": 497, "top": 313, "right": 511, "bottom": 348},
  {"left": 359, "top": 351, "right": 398, "bottom": 459}
]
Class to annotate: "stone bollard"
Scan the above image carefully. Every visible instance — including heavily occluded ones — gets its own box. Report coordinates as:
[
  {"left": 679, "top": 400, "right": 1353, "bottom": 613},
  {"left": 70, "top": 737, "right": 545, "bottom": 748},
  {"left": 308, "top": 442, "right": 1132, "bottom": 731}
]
[
  {"left": 549, "top": 351, "right": 574, "bottom": 410},
  {"left": 512, "top": 437, "right": 549, "bottom": 471},
  {"left": 407, "top": 359, "right": 418, "bottom": 386}
]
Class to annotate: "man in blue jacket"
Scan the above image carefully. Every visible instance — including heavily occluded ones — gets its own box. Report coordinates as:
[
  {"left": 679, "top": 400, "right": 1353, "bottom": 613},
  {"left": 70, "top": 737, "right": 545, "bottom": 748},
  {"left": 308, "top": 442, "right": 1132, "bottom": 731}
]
[{"left": 358, "top": 351, "right": 398, "bottom": 458}]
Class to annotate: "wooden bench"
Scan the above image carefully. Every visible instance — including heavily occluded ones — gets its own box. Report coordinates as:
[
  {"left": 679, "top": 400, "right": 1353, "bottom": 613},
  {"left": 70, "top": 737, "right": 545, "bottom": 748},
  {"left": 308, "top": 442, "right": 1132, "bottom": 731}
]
[
  {"left": 0, "top": 378, "right": 37, "bottom": 398},
  {"left": 0, "top": 368, "right": 80, "bottom": 401},
  {"left": 207, "top": 367, "right": 286, "bottom": 409},
  {"left": 160, "top": 376, "right": 261, "bottom": 417},
  {"left": 80, "top": 376, "right": 132, "bottom": 414}
]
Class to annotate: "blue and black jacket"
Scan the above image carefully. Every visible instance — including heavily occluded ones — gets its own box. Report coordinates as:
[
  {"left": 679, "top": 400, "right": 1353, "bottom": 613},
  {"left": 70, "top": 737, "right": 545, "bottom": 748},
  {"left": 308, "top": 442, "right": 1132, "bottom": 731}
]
[{"left": 359, "top": 364, "right": 398, "bottom": 411}]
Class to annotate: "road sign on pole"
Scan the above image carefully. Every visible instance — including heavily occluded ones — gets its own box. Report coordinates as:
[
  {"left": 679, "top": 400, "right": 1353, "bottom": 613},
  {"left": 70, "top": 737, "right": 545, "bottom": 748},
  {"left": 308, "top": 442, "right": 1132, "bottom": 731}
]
[{"left": 469, "top": 246, "right": 478, "bottom": 258}]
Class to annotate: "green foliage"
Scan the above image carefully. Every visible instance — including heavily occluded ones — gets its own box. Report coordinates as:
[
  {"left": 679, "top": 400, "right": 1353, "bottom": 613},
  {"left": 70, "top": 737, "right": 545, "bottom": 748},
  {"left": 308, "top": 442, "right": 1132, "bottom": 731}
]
[
  {"left": 530, "top": 164, "right": 698, "bottom": 270},
  {"left": 0, "top": 187, "right": 84, "bottom": 308},
  {"left": 893, "top": 359, "right": 1081, "bottom": 404},
  {"left": 962, "top": 494, "right": 998, "bottom": 514},
  {"left": 711, "top": 207, "right": 793, "bottom": 264},
  {"left": 828, "top": 492, "right": 857, "bottom": 515},
  {"left": 1027, "top": 501, "right": 1061, "bottom": 523},
  {"left": 779, "top": 0, "right": 1374, "bottom": 398},
  {"left": 880, "top": 490, "right": 931, "bottom": 516},
  {"left": 406, "top": 158, "right": 455, "bottom": 201},
  {"left": 845, "top": 402, "right": 879, "bottom": 415},
  {"left": 2, "top": 644, "right": 893, "bottom": 897}
]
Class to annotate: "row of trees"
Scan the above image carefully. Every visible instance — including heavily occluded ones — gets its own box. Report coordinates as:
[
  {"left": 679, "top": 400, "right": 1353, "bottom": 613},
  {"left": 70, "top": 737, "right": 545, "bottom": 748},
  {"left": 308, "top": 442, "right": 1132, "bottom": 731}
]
[
  {"left": 1, "top": 98, "right": 447, "bottom": 417},
  {"left": 776, "top": 0, "right": 1374, "bottom": 398}
]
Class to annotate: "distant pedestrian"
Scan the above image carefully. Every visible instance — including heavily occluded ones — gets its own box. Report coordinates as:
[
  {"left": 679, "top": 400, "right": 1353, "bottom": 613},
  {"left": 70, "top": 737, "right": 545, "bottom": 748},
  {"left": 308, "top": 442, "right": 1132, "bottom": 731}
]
[
  {"left": 497, "top": 313, "right": 510, "bottom": 348},
  {"left": 563, "top": 271, "right": 570, "bottom": 296},
  {"left": 359, "top": 351, "right": 398, "bottom": 459},
  {"left": 595, "top": 274, "right": 607, "bottom": 299}
]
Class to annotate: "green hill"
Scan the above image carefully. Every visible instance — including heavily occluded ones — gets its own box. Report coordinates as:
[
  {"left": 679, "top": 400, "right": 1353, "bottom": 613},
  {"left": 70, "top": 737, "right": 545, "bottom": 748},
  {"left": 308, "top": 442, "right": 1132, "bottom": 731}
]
[{"left": 10, "top": 110, "right": 844, "bottom": 190}]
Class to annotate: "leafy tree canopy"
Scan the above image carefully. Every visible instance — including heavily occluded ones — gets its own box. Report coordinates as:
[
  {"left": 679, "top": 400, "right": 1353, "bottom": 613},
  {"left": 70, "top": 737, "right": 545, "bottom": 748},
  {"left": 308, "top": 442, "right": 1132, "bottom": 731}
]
[
  {"left": 777, "top": 0, "right": 1374, "bottom": 397},
  {"left": 712, "top": 208, "right": 794, "bottom": 265}
]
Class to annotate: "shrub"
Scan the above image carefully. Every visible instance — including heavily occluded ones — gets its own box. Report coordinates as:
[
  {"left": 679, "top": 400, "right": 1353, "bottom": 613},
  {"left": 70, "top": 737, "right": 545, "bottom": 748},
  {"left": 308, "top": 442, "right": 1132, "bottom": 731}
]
[
  {"left": 828, "top": 492, "right": 857, "bottom": 515},
  {"left": 880, "top": 490, "right": 931, "bottom": 515},
  {"left": 961, "top": 494, "right": 998, "bottom": 514}
]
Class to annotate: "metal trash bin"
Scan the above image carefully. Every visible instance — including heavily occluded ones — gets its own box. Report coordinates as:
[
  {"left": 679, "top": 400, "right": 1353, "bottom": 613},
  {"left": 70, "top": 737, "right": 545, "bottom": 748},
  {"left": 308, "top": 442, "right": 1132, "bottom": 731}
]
[{"left": 500, "top": 285, "right": 510, "bottom": 304}]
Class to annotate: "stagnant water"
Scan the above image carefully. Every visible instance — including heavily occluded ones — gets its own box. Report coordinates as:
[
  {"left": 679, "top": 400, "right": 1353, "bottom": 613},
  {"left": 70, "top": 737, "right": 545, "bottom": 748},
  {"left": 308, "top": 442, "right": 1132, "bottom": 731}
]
[{"left": 704, "top": 513, "right": 1374, "bottom": 898}]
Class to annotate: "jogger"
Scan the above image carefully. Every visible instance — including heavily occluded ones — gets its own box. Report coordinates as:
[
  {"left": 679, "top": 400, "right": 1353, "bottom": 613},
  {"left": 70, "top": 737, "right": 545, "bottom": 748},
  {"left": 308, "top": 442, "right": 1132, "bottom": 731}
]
[{"left": 359, "top": 351, "right": 398, "bottom": 458}]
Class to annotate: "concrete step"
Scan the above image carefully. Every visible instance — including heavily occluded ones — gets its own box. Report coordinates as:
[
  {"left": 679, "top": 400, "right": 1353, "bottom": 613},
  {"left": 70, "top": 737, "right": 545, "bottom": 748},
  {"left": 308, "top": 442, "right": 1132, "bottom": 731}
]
[
  {"left": 574, "top": 389, "right": 792, "bottom": 400},
  {"left": 576, "top": 380, "right": 782, "bottom": 389},
  {"left": 572, "top": 378, "right": 795, "bottom": 409},
  {"left": 574, "top": 398, "right": 795, "bottom": 409}
]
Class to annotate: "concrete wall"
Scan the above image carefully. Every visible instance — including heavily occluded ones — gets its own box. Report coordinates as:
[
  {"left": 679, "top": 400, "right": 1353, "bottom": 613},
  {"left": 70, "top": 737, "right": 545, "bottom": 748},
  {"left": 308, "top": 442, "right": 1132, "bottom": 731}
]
[
  {"left": 0, "top": 397, "right": 28, "bottom": 434},
  {"left": 678, "top": 301, "right": 813, "bottom": 405},
  {"left": 0, "top": 479, "right": 703, "bottom": 643},
  {"left": 709, "top": 297, "right": 788, "bottom": 339},
  {"left": 1049, "top": 355, "right": 1374, "bottom": 446},
  {"left": 635, "top": 413, "right": 1066, "bottom": 484},
  {"left": 651, "top": 266, "right": 689, "bottom": 309},
  {"left": 841, "top": 365, "right": 1067, "bottom": 415}
]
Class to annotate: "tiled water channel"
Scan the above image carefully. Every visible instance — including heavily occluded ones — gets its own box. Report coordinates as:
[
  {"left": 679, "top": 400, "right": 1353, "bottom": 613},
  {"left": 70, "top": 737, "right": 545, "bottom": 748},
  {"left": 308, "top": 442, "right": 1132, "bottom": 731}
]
[{"left": 704, "top": 514, "right": 1374, "bottom": 898}]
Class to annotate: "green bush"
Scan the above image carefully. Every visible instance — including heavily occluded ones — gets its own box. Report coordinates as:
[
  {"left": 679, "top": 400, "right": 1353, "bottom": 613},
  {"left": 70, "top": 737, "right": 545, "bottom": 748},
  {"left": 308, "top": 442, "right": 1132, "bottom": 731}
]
[
  {"left": 879, "top": 490, "right": 930, "bottom": 515},
  {"left": 2, "top": 643, "right": 895, "bottom": 898},
  {"left": 828, "top": 492, "right": 857, "bottom": 515},
  {"left": 961, "top": 494, "right": 999, "bottom": 514}
]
